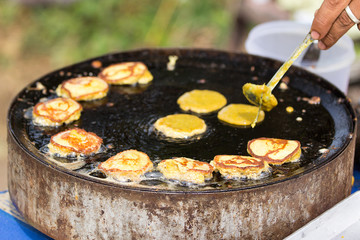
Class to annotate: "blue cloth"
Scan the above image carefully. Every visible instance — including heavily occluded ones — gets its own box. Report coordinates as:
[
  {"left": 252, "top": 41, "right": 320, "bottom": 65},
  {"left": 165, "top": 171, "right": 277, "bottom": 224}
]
[
  {"left": 0, "top": 191, "right": 51, "bottom": 240},
  {"left": 352, "top": 160, "right": 360, "bottom": 194},
  {"left": 0, "top": 210, "right": 51, "bottom": 239}
]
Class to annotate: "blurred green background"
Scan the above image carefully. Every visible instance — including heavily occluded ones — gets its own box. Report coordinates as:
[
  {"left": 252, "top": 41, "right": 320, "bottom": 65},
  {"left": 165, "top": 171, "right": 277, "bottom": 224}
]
[
  {"left": 1, "top": 0, "right": 360, "bottom": 190},
  {"left": 0, "top": 0, "right": 236, "bottom": 190},
  {"left": 0, "top": 0, "right": 232, "bottom": 68}
]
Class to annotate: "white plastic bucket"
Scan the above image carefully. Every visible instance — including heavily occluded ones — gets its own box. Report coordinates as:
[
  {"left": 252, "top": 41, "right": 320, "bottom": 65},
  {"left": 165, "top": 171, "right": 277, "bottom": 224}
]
[{"left": 245, "top": 21, "right": 355, "bottom": 93}]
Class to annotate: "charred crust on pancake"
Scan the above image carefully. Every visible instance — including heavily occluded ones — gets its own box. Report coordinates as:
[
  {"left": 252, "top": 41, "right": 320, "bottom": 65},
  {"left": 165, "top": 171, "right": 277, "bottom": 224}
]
[
  {"left": 32, "top": 97, "right": 82, "bottom": 127},
  {"left": 157, "top": 157, "right": 214, "bottom": 184},
  {"left": 210, "top": 155, "right": 270, "bottom": 180},
  {"left": 48, "top": 128, "right": 103, "bottom": 157},
  {"left": 98, "top": 62, "right": 153, "bottom": 85},
  {"left": 56, "top": 77, "right": 109, "bottom": 101},
  {"left": 247, "top": 137, "right": 301, "bottom": 165},
  {"left": 98, "top": 149, "right": 153, "bottom": 182}
]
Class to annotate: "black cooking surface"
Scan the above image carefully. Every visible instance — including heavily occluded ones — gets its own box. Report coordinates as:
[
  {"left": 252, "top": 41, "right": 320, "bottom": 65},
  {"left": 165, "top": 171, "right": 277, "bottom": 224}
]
[{"left": 8, "top": 49, "right": 355, "bottom": 192}]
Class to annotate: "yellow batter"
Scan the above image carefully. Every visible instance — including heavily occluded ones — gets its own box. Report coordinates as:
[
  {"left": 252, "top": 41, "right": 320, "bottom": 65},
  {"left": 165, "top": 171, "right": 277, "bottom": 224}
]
[
  {"left": 177, "top": 89, "right": 227, "bottom": 114},
  {"left": 154, "top": 114, "right": 207, "bottom": 138},
  {"left": 242, "top": 33, "right": 313, "bottom": 113},
  {"left": 242, "top": 83, "right": 278, "bottom": 112},
  {"left": 217, "top": 104, "right": 265, "bottom": 127}
]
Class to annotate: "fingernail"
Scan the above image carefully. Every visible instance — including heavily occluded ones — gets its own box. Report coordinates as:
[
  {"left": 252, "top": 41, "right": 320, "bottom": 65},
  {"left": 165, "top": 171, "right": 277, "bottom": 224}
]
[
  {"left": 311, "top": 31, "right": 320, "bottom": 40},
  {"left": 318, "top": 41, "right": 326, "bottom": 50}
]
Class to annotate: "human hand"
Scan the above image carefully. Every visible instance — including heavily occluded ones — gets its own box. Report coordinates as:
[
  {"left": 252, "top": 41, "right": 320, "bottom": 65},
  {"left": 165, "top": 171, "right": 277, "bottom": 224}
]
[{"left": 311, "top": 0, "right": 360, "bottom": 50}]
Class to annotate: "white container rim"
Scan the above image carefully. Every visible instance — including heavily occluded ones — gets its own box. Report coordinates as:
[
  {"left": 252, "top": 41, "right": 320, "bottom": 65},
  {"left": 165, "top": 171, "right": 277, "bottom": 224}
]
[{"left": 245, "top": 20, "right": 355, "bottom": 73}]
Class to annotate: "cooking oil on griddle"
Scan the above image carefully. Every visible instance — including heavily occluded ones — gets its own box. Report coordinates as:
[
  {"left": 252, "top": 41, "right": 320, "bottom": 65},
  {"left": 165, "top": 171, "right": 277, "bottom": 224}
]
[{"left": 24, "top": 66, "right": 335, "bottom": 191}]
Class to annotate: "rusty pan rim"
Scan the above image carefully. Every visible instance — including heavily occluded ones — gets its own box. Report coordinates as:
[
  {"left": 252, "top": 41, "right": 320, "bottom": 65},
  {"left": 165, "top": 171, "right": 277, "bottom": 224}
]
[{"left": 7, "top": 47, "right": 357, "bottom": 194}]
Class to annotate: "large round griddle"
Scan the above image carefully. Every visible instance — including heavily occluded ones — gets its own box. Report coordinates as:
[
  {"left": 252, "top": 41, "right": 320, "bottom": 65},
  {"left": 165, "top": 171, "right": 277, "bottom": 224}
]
[{"left": 7, "top": 49, "right": 356, "bottom": 239}]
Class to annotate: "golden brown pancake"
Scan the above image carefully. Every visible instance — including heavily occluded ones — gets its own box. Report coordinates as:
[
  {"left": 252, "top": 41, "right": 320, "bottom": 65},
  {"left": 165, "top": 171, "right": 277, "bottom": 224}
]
[
  {"left": 137, "top": 69, "right": 153, "bottom": 84},
  {"left": 98, "top": 150, "right": 153, "bottom": 182},
  {"left": 157, "top": 157, "right": 214, "bottom": 184},
  {"left": 210, "top": 155, "right": 271, "bottom": 180},
  {"left": 177, "top": 89, "right": 227, "bottom": 114},
  {"left": 98, "top": 62, "right": 153, "bottom": 85},
  {"left": 32, "top": 98, "right": 82, "bottom": 127},
  {"left": 56, "top": 77, "right": 109, "bottom": 101},
  {"left": 154, "top": 114, "right": 207, "bottom": 139},
  {"left": 247, "top": 137, "right": 301, "bottom": 165},
  {"left": 48, "top": 128, "right": 103, "bottom": 157},
  {"left": 217, "top": 103, "right": 265, "bottom": 127}
]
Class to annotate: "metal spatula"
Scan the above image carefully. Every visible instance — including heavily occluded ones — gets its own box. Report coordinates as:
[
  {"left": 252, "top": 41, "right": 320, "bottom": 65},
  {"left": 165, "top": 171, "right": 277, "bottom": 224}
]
[
  {"left": 300, "top": 41, "right": 320, "bottom": 68},
  {"left": 243, "top": 32, "right": 314, "bottom": 127},
  {"left": 243, "top": 32, "right": 314, "bottom": 109}
]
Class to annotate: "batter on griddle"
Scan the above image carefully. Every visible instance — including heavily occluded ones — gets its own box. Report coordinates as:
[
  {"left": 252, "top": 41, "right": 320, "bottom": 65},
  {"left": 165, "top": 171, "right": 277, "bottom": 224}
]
[
  {"left": 21, "top": 50, "right": 337, "bottom": 191},
  {"left": 154, "top": 114, "right": 207, "bottom": 139},
  {"left": 177, "top": 89, "right": 227, "bottom": 114},
  {"left": 217, "top": 103, "right": 265, "bottom": 127}
]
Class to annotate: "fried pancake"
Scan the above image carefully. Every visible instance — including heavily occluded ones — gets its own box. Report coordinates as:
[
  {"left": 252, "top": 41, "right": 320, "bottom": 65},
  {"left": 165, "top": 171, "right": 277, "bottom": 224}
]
[
  {"left": 177, "top": 89, "right": 227, "bottom": 114},
  {"left": 217, "top": 103, "right": 265, "bottom": 127},
  {"left": 32, "top": 98, "right": 82, "bottom": 127},
  {"left": 210, "top": 155, "right": 271, "bottom": 180},
  {"left": 56, "top": 77, "right": 109, "bottom": 101},
  {"left": 48, "top": 128, "right": 103, "bottom": 157},
  {"left": 98, "top": 150, "right": 153, "bottom": 182},
  {"left": 154, "top": 114, "right": 207, "bottom": 139},
  {"left": 98, "top": 62, "right": 153, "bottom": 85},
  {"left": 157, "top": 157, "right": 214, "bottom": 184},
  {"left": 137, "top": 69, "right": 153, "bottom": 84},
  {"left": 247, "top": 137, "right": 301, "bottom": 165}
]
